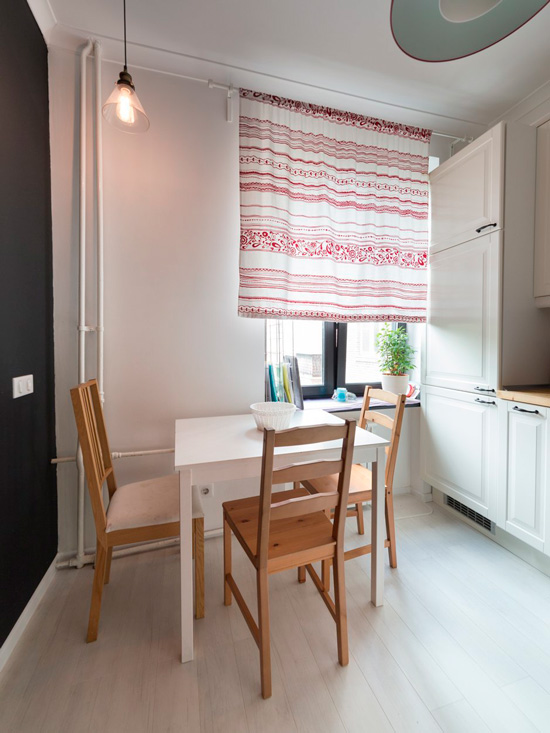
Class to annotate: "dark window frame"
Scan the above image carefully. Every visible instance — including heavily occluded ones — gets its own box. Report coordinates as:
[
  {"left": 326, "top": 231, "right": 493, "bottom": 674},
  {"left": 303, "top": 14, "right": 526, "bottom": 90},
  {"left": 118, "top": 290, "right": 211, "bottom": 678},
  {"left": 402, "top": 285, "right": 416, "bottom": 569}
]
[{"left": 302, "top": 322, "right": 406, "bottom": 399}]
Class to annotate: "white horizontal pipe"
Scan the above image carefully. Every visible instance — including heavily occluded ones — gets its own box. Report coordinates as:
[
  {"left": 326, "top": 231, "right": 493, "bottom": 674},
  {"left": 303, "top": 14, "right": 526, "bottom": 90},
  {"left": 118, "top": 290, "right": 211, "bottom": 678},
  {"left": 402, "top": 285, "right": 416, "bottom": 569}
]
[
  {"left": 56, "top": 538, "right": 180, "bottom": 569},
  {"left": 111, "top": 448, "right": 175, "bottom": 459},
  {"left": 51, "top": 447, "right": 175, "bottom": 464},
  {"left": 77, "top": 39, "right": 471, "bottom": 140},
  {"left": 432, "top": 131, "right": 473, "bottom": 142}
]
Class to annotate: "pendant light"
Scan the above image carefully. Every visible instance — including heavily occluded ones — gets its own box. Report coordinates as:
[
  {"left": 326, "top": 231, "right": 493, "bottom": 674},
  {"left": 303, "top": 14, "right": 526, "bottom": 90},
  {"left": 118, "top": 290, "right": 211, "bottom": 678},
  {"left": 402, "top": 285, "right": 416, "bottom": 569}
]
[{"left": 102, "top": 0, "right": 149, "bottom": 132}]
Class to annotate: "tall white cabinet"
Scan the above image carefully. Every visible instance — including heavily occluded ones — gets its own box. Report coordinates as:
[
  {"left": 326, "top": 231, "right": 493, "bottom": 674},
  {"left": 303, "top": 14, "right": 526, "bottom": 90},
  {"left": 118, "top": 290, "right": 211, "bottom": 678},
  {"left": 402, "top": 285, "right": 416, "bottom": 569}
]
[
  {"left": 423, "top": 232, "right": 500, "bottom": 394},
  {"left": 534, "top": 119, "right": 550, "bottom": 307},
  {"left": 422, "top": 122, "right": 550, "bottom": 521},
  {"left": 429, "top": 122, "right": 503, "bottom": 254}
]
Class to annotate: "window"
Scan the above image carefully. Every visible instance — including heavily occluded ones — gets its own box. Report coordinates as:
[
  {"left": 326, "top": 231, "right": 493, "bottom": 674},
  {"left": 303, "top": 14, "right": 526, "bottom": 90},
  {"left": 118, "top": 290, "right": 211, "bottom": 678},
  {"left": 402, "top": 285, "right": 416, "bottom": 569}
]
[{"left": 265, "top": 320, "right": 401, "bottom": 398}]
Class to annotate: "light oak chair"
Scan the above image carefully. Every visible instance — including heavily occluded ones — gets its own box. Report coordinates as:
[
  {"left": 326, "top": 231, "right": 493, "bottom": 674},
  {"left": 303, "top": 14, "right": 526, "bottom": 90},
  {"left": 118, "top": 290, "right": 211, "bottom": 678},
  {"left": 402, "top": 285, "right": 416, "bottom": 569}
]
[
  {"left": 302, "top": 387, "right": 406, "bottom": 572},
  {"left": 222, "top": 419, "right": 356, "bottom": 699},
  {"left": 70, "top": 379, "right": 205, "bottom": 642}
]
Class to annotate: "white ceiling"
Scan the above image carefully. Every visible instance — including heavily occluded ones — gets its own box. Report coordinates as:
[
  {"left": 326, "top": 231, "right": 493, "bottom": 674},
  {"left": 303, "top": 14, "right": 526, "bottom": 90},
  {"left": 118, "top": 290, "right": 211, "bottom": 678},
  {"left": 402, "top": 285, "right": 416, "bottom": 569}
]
[{"left": 44, "top": 0, "right": 550, "bottom": 132}]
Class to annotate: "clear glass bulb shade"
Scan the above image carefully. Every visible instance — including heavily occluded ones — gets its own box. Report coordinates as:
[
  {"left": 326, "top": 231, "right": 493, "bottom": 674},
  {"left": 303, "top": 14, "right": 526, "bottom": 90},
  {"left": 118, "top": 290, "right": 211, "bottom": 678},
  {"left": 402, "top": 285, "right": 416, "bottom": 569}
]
[{"left": 102, "top": 82, "right": 150, "bottom": 133}]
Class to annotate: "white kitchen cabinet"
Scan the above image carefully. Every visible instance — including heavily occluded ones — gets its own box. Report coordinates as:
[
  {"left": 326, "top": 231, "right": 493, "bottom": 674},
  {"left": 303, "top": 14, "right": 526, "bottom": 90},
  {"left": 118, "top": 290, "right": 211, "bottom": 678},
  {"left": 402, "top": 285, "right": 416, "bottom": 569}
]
[
  {"left": 425, "top": 121, "right": 550, "bottom": 389},
  {"left": 534, "top": 119, "right": 550, "bottom": 307},
  {"left": 422, "top": 232, "right": 500, "bottom": 394},
  {"left": 497, "top": 401, "right": 548, "bottom": 551},
  {"left": 422, "top": 385, "right": 499, "bottom": 519},
  {"left": 430, "top": 123, "right": 504, "bottom": 254}
]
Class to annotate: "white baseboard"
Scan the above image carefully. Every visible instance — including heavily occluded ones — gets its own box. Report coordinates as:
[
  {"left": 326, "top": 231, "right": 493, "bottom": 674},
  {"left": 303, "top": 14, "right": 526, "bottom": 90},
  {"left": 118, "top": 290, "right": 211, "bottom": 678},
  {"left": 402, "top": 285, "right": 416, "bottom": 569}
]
[
  {"left": 411, "top": 487, "right": 433, "bottom": 503},
  {"left": 393, "top": 486, "right": 412, "bottom": 496},
  {"left": 0, "top": 557, "right": 58, "bottom": 675},
  {"left": 433, "top": 489, "right": 550, "bottom": 577}
]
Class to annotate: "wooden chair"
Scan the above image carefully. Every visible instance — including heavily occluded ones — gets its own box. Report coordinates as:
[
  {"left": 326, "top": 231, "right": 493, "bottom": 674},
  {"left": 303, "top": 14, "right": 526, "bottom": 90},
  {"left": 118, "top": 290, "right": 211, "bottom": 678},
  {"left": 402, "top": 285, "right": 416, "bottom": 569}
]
[
  {"left": 70, "top": 379, "right": 205, "bottom": 642},
  {"left": 222, "top": 419, "right": 356, "bottom": 699},
  {"left": 302, "top": 387, "right": 406, "bottom": 571}
]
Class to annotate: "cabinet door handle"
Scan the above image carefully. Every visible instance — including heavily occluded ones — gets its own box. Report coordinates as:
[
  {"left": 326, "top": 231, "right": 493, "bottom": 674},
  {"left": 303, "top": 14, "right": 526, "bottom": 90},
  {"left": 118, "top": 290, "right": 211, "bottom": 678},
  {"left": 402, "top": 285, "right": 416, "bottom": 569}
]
[
  {"left": 474, "top": 386, "right": 496, "bottom": 393},
  {"left": 475, "top": 398, "right": 496, "bottom": 405},
  {"left": 513, "top": 406, "right": 540, "bottom": 415},
  {"left": 475, "top": 222, "right": 498, "bottom": 234}
]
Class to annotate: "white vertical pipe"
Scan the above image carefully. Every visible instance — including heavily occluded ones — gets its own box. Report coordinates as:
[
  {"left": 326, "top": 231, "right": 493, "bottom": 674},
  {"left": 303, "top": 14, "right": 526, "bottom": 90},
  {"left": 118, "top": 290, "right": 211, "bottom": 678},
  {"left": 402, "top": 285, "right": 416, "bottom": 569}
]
[
  {"left": 76, "top": 39, "right": 94, "bottom": 569},
  {"left": 94, "top": 42, "right": 105, "bottom": 402}
]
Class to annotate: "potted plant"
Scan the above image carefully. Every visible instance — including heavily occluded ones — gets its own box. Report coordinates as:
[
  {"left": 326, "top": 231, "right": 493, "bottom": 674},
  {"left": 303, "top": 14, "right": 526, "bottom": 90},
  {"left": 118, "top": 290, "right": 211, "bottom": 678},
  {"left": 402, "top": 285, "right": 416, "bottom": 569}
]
[{"left": 375, "top": 323, "right": 415, "bottom": 394}]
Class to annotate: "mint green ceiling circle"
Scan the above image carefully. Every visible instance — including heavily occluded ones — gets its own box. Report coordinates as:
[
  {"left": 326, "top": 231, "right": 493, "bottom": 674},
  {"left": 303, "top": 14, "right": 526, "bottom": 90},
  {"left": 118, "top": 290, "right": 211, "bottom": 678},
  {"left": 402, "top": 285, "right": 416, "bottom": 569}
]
[{"left": 391, "top": 0, "right": 550, "bottom": 62}]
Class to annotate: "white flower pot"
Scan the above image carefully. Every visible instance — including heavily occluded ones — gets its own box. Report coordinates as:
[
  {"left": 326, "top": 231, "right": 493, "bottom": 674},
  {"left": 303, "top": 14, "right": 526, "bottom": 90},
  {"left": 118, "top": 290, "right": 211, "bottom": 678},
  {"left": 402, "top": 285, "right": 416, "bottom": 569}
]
[{"left": 380, "top": 374, "right": 409, "bottom": 395}]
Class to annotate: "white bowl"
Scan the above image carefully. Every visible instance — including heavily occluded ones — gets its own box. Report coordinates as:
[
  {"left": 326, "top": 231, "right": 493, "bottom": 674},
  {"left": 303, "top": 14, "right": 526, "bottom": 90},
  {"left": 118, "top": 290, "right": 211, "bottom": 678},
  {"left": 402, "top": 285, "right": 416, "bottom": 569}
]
[{"left": 250, "top": 402, "right": 297, "bottom": 431}]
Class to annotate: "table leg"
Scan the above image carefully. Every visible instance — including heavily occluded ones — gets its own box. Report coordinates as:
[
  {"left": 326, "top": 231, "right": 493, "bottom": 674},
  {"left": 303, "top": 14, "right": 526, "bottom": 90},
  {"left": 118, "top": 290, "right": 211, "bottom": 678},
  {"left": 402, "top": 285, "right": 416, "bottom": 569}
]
[
  {"left": 180, "top": 469, "right": 194, "bottom": 662},
  {"left": 370, "top": 446, "right": 386, "bottom": 607}
]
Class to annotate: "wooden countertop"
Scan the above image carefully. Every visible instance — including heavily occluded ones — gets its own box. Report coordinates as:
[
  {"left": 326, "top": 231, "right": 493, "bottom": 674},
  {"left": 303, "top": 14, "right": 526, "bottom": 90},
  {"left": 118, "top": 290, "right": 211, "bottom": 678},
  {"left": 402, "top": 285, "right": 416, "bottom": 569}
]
[{"left": 497, "top": 388, "right": 550, "bottom": 408}]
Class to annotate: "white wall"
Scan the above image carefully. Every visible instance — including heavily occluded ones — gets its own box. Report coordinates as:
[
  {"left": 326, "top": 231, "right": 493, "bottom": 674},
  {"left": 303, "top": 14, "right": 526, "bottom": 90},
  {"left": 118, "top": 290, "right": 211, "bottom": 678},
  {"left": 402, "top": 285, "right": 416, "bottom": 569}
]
[
  {"left": 50, "top": 47, "right": 435, "bottom": 551},
  {"left": 50, "top": 47, "right": 264, "bottom": 547}
]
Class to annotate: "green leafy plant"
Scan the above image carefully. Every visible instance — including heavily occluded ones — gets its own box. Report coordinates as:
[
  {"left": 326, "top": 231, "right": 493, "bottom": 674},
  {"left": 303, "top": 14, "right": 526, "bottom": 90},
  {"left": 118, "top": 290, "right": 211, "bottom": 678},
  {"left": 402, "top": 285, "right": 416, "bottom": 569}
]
[{"left": 375, "top": 324, "right": 416, "bottom": 376}]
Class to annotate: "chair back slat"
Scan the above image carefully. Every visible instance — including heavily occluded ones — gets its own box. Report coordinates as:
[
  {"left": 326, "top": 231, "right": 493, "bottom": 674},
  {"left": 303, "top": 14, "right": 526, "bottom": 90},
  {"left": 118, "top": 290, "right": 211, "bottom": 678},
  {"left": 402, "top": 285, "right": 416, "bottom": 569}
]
[
  {"left": 256, "top": 420, "right": 356, "bottom": 568},
  {"left": 273, "top": 459, "right": 342, "bottom": 487},
  {"left": 358, "top": 386, "right": 406, "bottom": 491},
  {"left": 270, "top": 491, "right": 339, "bottom": 521},
  {"left": 274, "top": 423, "right": 348, "bottom": 448},
  {"left": 70, "top": 379, "right": 117, "bottom": 538},
  {"left": 367, "top": 411, "right": 394, "bottom": 431}
]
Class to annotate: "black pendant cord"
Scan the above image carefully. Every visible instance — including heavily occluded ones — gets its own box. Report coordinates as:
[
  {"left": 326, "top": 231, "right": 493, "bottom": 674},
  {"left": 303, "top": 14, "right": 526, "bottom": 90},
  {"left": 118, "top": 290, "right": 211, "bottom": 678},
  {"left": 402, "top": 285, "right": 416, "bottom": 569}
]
[{"left": 123, "top": 0, "right": 128, "bottom": 71}]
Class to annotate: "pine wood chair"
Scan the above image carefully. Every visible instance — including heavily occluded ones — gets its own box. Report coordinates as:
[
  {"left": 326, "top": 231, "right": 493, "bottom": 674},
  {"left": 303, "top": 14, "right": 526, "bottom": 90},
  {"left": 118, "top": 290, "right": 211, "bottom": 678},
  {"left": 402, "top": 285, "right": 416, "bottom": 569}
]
[
  {"left": 222, "top": 419, "right": 356, "bottom": 699},
  {"left": 302, "top": 387, "right": 406, "bottom": 573},
  {"left": 70, "top": 379, "right": 205, "bottom": 643}
]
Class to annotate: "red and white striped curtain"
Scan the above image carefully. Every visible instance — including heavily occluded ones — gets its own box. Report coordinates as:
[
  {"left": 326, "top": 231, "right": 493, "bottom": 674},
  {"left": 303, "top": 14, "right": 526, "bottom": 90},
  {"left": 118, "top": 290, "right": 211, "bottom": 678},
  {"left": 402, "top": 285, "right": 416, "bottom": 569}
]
[{"left": 238, "top": 89, "right": 431, "bottom": 322}]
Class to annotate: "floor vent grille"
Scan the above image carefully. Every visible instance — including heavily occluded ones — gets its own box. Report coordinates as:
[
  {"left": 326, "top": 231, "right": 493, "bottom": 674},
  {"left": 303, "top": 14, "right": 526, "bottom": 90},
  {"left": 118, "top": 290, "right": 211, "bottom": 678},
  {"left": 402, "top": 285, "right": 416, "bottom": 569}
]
[{"left": 445, "top": 495, "right": 494, "bottom": 533}]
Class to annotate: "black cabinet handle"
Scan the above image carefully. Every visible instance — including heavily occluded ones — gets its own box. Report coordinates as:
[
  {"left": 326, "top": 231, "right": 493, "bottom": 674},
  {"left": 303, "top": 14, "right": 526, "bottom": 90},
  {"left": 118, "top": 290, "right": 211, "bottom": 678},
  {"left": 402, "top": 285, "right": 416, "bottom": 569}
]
[
  {"left": 475, "top": 398, "right": 496, "bottom": 405},
  {"left": 513, "top": 406, "right": 540, "bottom": 415},
  {"left": 475, "top": 223, "right": 498, "bottom": 234},
  {"left": 474, "top": 386, "right": 496, "bottom": 393}
]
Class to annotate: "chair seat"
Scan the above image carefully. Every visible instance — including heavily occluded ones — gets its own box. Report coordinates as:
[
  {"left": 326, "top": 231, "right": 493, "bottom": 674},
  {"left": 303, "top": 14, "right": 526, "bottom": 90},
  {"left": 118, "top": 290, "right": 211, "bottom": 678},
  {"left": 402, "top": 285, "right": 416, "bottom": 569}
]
[
  {"left": 223, "top": 488, "right": 335, "bottom": 571},
  {"left": 303, "top": 464, "right": 374, "bottom": 502},
  {"left": 106, "top": 474, "right": 203, "bottom": 533}
]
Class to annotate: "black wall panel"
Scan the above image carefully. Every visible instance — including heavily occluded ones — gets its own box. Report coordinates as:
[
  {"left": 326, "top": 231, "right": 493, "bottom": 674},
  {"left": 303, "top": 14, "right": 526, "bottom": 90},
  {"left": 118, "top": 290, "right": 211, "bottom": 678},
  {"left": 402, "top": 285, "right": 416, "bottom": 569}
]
[{"left": 0, "top": 0, "right": 57, "bottom": 645}]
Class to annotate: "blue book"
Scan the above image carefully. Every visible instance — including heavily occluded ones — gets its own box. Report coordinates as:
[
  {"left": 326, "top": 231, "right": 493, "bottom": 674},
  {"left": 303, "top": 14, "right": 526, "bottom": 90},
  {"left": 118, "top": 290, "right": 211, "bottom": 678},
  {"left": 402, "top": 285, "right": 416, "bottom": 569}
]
[{"left": 268, "top": 364, "right": 278, "bottom": 401}]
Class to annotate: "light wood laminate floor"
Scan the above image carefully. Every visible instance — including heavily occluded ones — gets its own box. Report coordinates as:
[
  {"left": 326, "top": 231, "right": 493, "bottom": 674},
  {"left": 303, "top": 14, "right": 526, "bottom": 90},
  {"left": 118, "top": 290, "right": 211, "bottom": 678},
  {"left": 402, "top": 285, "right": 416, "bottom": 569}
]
[{"left": 3, "top": 498, "right": 550, "bottom": 732}]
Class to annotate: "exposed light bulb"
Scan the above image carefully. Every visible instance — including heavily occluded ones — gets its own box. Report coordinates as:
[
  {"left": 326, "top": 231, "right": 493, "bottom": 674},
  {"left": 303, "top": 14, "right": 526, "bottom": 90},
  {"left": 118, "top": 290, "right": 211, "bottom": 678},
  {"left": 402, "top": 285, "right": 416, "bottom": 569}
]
[
  {"left": 103, "top": 70, "right": 149, "bottom": 133},
  {"left": 116, "top": 88, "right": 135, "bottom": 125}
]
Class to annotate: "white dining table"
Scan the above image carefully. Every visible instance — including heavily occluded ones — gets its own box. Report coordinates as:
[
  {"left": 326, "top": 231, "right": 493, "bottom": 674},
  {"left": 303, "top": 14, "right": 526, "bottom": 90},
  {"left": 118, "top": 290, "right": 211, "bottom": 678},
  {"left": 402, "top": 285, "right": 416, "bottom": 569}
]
[{"left": 175, "top": 408, "right": 389, "bottom": 663}]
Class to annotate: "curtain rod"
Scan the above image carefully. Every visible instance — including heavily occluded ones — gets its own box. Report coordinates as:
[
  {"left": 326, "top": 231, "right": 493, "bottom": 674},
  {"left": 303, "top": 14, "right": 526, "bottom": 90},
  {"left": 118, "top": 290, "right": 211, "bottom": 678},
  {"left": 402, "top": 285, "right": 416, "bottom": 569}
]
[
  {"left": 206, "top": 77, "right": 473, "bottom": 141},
  {"left": 431, "top": 130, "right": 474, "bottom": 143},
  {"left": 89, "top": 38, "right": 476, "bottom": 139},
  {"left": 81, "top": 28, "right": 481, "bottom": 139}
]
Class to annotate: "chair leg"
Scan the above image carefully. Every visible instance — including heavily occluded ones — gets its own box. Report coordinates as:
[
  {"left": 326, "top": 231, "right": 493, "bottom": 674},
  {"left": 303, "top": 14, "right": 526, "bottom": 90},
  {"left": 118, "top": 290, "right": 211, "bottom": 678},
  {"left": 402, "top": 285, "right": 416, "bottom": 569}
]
[
  {"left": 194, "top": 518, "right": 205, "bottom": 619},
  {"left": 223, "top": 516, "right": 232, "bottom": 606},
  {"left": 332, "top": 551, "right": 349, "bottom": 667},
  {"left": 257, "top": 569, "right": 272, "bottom": 699},
  {"left": 87, "top": 542, "right": 107, "bottom": 643},
  {"left": 356, "top": 502, "right": 365, "bottom": 535},
  {"left": 385, "top": 488, "right": 397, "bottom": 569},
  {"left": 104, "top": 547, "right": 113, "bottom": 585},
  {"left": 297, "top": 566, "right": 306, "bottom": 583},
  {"left": 321, "top": 559, "right": 331, "bottom": 592},
  {"left": 322, "top": 506, "right": 332, "bottom": 592}
]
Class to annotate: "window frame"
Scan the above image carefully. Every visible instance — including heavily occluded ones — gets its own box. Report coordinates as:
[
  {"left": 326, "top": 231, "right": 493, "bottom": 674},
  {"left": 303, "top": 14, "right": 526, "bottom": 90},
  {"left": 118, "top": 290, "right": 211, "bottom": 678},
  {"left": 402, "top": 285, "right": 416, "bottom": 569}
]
[{"left": 301, "top": 321, "right": 406, "bottom": 399}]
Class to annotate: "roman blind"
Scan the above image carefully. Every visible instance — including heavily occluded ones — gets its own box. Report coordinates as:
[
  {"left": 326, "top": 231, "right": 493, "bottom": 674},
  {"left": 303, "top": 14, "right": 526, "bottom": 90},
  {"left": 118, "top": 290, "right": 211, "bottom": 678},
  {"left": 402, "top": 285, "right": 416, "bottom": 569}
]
[{"left": 238, "top": 89, "right": 431, "bottom": 322}]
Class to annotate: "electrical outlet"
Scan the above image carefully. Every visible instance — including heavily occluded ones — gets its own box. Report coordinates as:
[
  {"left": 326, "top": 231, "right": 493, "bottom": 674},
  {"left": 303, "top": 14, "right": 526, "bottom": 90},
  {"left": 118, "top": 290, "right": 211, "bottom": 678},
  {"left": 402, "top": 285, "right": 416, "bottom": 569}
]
[
  {"left": 12, "top": 374, "right": 34, "bottom": 399},
  {"left": 198, "top": 484, "right": 214, "bottom": 498}
]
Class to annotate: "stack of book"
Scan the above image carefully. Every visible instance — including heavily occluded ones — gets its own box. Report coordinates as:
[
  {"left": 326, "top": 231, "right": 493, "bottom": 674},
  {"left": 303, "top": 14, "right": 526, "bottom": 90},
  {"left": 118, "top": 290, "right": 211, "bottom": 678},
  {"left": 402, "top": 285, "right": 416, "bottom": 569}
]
[{"left": 265, "top": 355, "right": 304, "bottom": 410}]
